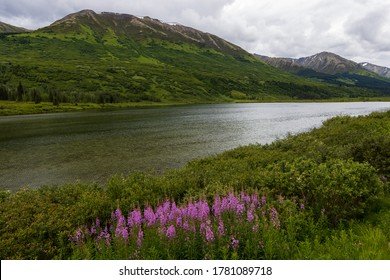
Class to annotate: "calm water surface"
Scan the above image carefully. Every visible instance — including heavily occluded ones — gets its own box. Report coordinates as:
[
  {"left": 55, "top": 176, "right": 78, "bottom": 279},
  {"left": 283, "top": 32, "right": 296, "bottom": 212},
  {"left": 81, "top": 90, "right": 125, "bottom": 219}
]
[{"left": 1, "top": 102, "right": 389, "bottom": 190}]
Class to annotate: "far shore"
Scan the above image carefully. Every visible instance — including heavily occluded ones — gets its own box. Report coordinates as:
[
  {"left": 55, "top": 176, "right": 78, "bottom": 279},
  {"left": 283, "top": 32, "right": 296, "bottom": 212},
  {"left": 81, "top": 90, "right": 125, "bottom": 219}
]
[{"left": 1, "top": 97, "right": 390, "bottom": 116}]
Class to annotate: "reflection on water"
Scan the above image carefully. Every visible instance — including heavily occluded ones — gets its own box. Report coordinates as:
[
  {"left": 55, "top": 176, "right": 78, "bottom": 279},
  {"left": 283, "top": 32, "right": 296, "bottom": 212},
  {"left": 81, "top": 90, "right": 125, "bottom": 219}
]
[{"left": 1, "top": 102, "right": 389, "bottom": 190}]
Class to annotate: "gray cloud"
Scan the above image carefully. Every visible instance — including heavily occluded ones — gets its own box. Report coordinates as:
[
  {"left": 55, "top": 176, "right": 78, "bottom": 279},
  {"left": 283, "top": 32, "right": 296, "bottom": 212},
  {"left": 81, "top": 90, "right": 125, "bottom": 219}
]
[{"left": 1, "top": 0, "right": 389, "bottom": 66}]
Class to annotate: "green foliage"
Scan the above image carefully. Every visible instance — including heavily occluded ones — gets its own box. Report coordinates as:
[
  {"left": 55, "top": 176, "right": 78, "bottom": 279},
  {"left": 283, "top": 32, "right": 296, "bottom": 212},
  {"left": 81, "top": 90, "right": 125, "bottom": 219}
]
[
  {"left": 1, "top": 16, "right": 388, "bottom": 107},
  {"left": 262, "top": 159, "right": 383, "bottom": 225},
  {"left": 1, "top": 110, "right": 390, "bottom": 259}
]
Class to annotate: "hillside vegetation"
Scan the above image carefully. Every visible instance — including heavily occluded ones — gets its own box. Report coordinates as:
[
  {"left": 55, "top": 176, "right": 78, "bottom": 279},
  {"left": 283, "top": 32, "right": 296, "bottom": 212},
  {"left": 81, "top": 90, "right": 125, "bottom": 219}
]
[
  {"left": 0, "top": 10, "right": 387, "bottom": 109},
  {"left": 1, "top": 110, "right": 389, "bottom": 259}
]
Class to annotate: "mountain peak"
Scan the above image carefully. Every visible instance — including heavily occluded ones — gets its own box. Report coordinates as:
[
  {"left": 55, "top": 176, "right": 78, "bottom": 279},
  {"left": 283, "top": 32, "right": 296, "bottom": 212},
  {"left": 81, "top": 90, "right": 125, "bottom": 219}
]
[{"left": 42, "top": 10, "right": 244, "bottom": 55}]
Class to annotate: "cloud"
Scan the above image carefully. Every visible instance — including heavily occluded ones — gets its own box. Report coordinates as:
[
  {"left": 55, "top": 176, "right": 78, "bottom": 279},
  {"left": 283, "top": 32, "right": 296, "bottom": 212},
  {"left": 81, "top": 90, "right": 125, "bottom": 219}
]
[{"left": 0, "top": 0, "right": 389, "bottom": 66}]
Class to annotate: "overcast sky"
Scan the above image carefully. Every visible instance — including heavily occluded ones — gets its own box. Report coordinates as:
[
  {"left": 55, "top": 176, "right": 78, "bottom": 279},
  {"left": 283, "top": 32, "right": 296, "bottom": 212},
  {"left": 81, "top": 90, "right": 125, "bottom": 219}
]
[{"left": 1, "top": 0, "right": 390, "bottom": 66}]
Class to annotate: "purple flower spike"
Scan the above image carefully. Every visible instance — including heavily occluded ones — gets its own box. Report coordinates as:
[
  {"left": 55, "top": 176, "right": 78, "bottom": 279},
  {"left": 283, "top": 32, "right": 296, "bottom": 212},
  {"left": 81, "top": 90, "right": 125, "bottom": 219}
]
[
  {"left": 270, "top": 207, "right": 280, "bottom": 229},
  {"left": 300, "top": 203, "right": 305, "bottom": 210},
  {"left": 95, "top": 218, "right": 100, "bottom": 228},
  {"left": 221, "top": 197, "right": 229, "bottom": 212},
  {"left": 144, "top": 207, "right": 156, "bottom": 226},
  {"left": 230, "top": 236, "right": 239, "bottom": 251},
  {"left": 197, "top": 200, "right": 210, "bottom": 220},
  {"left": 247, "top": 209, "right": 255, "bottom": 223},
  {"left": 205, "top": 225, "right": 214, "bottom": 242},
  {"left": 236, "top": 202, "right": 245, "bottom": 215},
  {"left": 188, "top": 202, "right": 198, "bottom": 219},
  {"left": 212, "top": 196, "right": 222, "bottom": 217},
  {"left": 137, "top": 229, "right": 144, "bottom": 248},
  {"left": 117, "top": 214, "right": 126, "bottom": 228},
  {"left": 241, "top": 192, "right": 251, "bottom": 204},
  {"left": 128, "top": 209, "right": 142, "bottom": 227},
  {"left": 218, "top": 219, "right": 225, "bottom": 237},
  {"left": 114, "top": 208, "right": 122, "bottom": 220},
  {"left": 166, "top": 225, "right": 176, "bottom": 239}
]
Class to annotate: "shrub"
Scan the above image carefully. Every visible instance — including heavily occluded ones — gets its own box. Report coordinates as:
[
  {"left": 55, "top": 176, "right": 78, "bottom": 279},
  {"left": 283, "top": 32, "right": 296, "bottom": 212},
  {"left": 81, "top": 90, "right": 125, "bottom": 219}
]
[{"left": 262, "top": 158, "right": 383, "bottom": 225}]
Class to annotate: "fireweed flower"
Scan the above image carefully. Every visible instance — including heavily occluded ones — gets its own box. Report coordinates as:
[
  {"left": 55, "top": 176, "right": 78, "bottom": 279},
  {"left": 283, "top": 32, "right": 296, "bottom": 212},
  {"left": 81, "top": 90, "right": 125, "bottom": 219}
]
[
  {"left": 228, "top": 193, "right": 239, "bottom": 211},
  {"left": 212, "top": 196, "right": 222, "bottom": 217},
  {"left": 262, "top": 196, "right": 267, "bottom": 206},
  {"left": 166, "top": 225, "right": 176, "bottom": 239},
  {"left": 112, "top": 208, "right": 122, "bottom": 221},
  {"left": 163, "top": 200, "right": 171, "bottom": 216},
  {"left": 218, "top": 219, "right": 225, "bottom": 237},
  {"left": 300, "top": 203, "right": 305, "bottom": 210},
  {"left": 128, "top": 209, "right": 142, "bottom": 227},
  {"left": 72, "top": 227, "right": 84, "bottom": 244},
  {"left": 176, "top": 216, "right": 183, "bottom": 228},
  {"left": 95, "top": 218, "right": 100, "bottom": 228},
  {"left": 205, "top": 225, "right": 214, "bottom": 242},
  {"left": 117, "top": 214, "right": 126, "bottom": 228},
  {"left": 241, "top": 192, "right": 251, "bottom": 204},
  {"left": 137, "top": 229, "right": 144, "bottom": 248},
  {"left": 279, "top": 195, "right": 284, "bottom": 204},
  {"left": 121, "top": 227, "right": 129, "bottom": 242},
  {"left": 197, "top": 200, "right": 210, "bottom": 220},
  {"left": 187, "top": 202, "right": 198, "bottom": 219},
  {"left": 230, "top": 236, "right": 239, "bottom": 251},
  {"left": 183, "top": 221, "right": 190, "bottom": 232},
  {"left": 144, "top": 207, "right": 156, "bottom": 226},
  {"left": 270, "top": 208, "right": 280, "bottom": 229},
  {"left": 247, "top": 209, "right": 255, "bottom": 223},
  {"left": 221, "top": 197, "right": 229, "bottom": 212},
  {"left": 169, "top": 201, "right": 178, "bottom": 221},
  {"left": 251, "top": 194, "right": 259, "bottom": 207},
  {"left": 235, "top": 202, "right": 245, "bottom": 215}
]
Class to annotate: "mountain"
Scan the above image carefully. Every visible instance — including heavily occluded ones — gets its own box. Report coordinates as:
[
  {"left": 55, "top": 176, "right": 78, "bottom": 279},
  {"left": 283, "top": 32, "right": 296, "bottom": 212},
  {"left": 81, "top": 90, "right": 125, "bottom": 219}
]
[
  {"left": 255, "top": 52, "right": 365, "bottom": 75},
  {"left": 0, "top": 10, "right": 389, "bottom": 104},
  {"left": 359, "top": 62, "right": 390, "bottom": 78},
  {"left": 255, "top": 52, "right": 390, "bottom": 95},
  {"left": 41, "top": 10, "right": 244, "bottom": 56},
  {"left": 0, "top": 21, "right": 29, "bottom": 33}
]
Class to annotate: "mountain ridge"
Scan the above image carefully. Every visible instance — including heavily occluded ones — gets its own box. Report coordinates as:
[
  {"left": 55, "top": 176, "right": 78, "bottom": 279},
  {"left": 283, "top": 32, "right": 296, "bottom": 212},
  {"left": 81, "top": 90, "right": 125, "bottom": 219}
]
[
  {"left": 255, "top": 52, "right": 390, "bottom": 78},
  {"left": 0, "top": 10, "right": 389, "bottom": 104},
  {"left": 0, "top": 21, "right": 30, "bottom": 33},
  {"left": 359, "top": 62, "right": 390, "bottom": 78},
  {"left": 39, "top": 9, "right": 245, "bottom": 56}
]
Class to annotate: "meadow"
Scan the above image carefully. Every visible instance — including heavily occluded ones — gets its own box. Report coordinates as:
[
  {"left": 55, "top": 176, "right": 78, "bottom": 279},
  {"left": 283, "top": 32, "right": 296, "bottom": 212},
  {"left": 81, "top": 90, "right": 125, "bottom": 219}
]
[{"left": 0, "top": 109, "right": 389, "bottom": 259}]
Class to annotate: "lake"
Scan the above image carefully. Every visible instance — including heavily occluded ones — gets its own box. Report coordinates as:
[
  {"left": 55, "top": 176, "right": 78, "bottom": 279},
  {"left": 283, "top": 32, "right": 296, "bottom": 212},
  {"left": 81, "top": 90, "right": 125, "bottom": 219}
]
[{"left": 1, "top": 102, "right": 389, "bottom": 190}]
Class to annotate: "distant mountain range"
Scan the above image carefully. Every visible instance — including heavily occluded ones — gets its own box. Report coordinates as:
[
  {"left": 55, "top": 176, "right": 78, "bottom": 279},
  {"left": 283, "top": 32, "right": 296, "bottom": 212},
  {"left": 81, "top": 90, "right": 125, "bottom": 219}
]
[
  {"left": 359, "top": 62, "right": 390, "bottom": 78},
  {"left": 0, "top": 21, "right": 29, "bottom": 33},
  {"left": 0, "top": 10, "right": 389, "bottom": 103},
  {"left": 255, "top": 52, "right": 390, "bottom": 77},
  {"left": 255, "top": 52, "right": 390, "bottom": 93}
]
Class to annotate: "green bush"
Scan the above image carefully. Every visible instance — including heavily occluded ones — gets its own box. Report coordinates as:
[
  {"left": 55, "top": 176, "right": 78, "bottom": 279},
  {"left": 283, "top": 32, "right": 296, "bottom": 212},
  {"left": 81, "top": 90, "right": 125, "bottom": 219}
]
[{"left": 262, "top": 158, "right": 383, "bottom": 225}]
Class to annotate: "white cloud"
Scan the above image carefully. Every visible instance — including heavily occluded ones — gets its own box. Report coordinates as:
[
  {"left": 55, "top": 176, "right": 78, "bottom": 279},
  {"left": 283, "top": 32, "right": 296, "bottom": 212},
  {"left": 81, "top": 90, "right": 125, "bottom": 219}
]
[{"left": 1, "top": 0, "right": 390, "bottom": 66}]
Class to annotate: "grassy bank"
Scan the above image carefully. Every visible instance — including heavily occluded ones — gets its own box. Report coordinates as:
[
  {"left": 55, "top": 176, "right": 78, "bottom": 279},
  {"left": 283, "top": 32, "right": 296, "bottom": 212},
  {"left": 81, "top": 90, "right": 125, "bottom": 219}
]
[
  {"left": 1, "top": 97, "right": 390, "bottom": 116},
  {"left": 0, "top": 100, "right": 196, "bottom": 116},
  {"left": 0, "top": 110, "right": 389, "bottom": 259}
]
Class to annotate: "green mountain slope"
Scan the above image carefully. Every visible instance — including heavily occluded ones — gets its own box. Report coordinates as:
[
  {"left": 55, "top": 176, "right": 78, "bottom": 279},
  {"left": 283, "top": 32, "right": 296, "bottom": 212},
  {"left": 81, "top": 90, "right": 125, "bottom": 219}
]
[
  {"left": 0, "top": 21, "right": 29, "bottom": 33},
  {"left": 0, "top": 10, "right": 388, "bottom": 104}
]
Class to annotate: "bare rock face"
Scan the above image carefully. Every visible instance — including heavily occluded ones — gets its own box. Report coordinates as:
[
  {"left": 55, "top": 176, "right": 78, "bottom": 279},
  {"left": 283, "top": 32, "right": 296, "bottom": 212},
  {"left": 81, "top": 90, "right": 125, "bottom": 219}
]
[
  {"left": 255, "top": 52, "right": 362, "bottom": 74},
  {"left": 359, "top": 62, "right": 390, "bottom": 78}
]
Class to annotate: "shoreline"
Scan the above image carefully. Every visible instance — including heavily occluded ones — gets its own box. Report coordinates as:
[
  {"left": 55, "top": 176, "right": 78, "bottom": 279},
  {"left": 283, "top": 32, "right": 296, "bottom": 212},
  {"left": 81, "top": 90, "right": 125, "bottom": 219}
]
[{"left": 1, "top": 97, "right": 390, "bottom": 116}]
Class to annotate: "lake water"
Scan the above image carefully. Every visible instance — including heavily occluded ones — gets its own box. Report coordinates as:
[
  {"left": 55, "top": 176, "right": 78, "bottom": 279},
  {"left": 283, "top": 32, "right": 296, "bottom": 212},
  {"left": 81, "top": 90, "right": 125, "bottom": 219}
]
[{"left": 1, "top": 102, "right": 390, "bottom": 190}]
